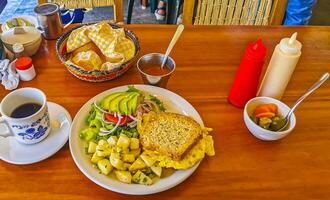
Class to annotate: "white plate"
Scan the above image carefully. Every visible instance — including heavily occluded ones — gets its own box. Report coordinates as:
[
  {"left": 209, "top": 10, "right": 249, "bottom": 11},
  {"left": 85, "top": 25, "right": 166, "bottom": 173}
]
[
  {"left": 0, "top": 102, "right": 72, "bottom": 165},
  {"left": 70, "top": 85, "right": 204, "bottom": 195}
]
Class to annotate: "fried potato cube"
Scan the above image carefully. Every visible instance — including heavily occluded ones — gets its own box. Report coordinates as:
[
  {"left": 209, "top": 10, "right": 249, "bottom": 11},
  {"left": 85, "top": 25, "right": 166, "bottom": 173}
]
[
  {"left": 130, "top": 148, "right": 141, "bottom": 158},
  {"left": 87, "top": 141, "right": 97, "bottom": 154},
  {"left": 132, "top": 170, "right": 152, "bottom": 185},
  {"left": 123, "top": 163, "right": 132, "bottom": 171},
  {"left": 130, "top": 138, "right": 140, "bottom": 150},
  {"left": 107, "top": 136, "right": 118, "bottom": 146},
  {"left": 115, "top": 171, "right": 132, "bottom": 184},
  {"left": 129, "top": 157, "right": 147, "bottom": 171},
  {"left": 96, "top": 144, "right": 111, "bottom": 157},
  {"left": 150, "top": 166, "right": 162, "bottom": 177},
  {"left": 98, "top": 139, "right": 107, "bottom": 146},
  {"left": 116, "top": 147, "right": 129, "bottom": 154},
  {"left": 122, "top": 153, "right": 135, "bottom": 163},
  {"left": 91, "top": 152, "right": 103, "bottom": 164},
  {"left": 97, "top": 159, "right": 113, "bottom": 175},
  {"left": 117, "top": 134, "right": 130, "bottom": 149},
  {"left": 140, "top": 153, "right": 156, "bottom": 167},
  {"left": 110, "top": 152, "right": 124, "bottom": 169}
]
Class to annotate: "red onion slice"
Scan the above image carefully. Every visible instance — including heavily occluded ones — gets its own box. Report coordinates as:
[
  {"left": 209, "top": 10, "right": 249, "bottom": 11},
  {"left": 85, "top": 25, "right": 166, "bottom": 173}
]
[{"left": 98, "top": 113, "right": 122, "bottom": 136}]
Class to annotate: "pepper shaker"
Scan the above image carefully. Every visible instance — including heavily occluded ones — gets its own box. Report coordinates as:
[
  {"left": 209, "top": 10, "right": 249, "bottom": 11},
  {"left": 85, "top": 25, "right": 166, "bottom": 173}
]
[{"left": 15, "top": 57, "right": 36, "bottom": 81}]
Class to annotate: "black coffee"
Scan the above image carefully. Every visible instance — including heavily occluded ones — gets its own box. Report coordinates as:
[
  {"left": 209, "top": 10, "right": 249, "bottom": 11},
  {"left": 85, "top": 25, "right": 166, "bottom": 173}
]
[{"left": 11, "top": 103, "right": 42, "bottom": 118}]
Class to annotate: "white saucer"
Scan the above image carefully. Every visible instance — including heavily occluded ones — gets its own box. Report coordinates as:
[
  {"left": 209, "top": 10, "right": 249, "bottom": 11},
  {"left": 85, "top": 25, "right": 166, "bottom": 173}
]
[{"left": 0, "top": 102, "right": 72, "bottom": 165}]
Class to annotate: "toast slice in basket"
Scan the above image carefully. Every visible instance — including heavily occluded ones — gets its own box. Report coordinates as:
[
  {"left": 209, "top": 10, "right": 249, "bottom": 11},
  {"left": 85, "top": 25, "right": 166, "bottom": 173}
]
[{"left": 137, "top": 111, "right": 203, "bottom": 160}]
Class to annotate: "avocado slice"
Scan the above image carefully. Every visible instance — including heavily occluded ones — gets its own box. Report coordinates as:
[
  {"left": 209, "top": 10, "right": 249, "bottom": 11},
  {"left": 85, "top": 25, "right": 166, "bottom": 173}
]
[
  {"left": 109, "top": 92, "right": 139, "bottom": 113},
  {"left": 119, "top": 93, "right": 139, "bottom": 115},
  {"left": 128, "top": 94, "right": 140, "bottom": 115},
  {"left": 109, "top": 93, "right": 128, "bottom": 113},
  {"left": 100, "top": 92, "right": 122, "bottom": 110}
]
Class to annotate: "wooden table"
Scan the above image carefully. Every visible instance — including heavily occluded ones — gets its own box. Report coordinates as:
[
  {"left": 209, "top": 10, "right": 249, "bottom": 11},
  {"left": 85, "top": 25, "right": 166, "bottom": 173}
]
[{"left": 1, "top": 25, "right": 330, "bottom": 200}]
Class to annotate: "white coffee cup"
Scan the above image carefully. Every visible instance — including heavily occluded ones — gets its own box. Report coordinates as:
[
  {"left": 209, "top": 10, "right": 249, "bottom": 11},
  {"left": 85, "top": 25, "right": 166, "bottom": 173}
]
[{"left": 0, "top": 87, "right": 51, "bottom": 144}]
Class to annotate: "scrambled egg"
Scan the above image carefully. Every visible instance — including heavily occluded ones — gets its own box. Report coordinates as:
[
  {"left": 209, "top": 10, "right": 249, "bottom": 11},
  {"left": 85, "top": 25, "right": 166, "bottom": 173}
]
[{"left": 143, "top": 130, "right": 215, "bottom": 170}]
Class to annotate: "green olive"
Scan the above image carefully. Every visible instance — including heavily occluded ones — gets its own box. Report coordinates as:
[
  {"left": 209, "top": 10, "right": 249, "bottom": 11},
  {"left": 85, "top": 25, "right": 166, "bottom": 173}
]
[
  {"left": 258, "top": 117, "right": 272, "bottom": 129},
  {"left": 270, "top": 116, "right": 286, "bottom": 131}
]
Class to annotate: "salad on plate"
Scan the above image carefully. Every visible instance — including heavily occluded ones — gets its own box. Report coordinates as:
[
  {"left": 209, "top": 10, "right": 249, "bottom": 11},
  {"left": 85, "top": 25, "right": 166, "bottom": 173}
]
[{"left": 79, "top": 86, "right": 168, "bottom": 185}]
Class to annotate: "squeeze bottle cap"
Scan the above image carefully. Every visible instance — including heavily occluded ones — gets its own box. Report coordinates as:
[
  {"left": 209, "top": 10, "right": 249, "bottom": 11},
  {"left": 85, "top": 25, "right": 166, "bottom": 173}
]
[
  {"left": 247, "top": 38, "right": 267, "bottom": 60},
  {"left": 279, "top": 32, "right": 302, "bottom": 55},
  {"left": 16, "top": 57, "right": 33, "bottom": 70}
]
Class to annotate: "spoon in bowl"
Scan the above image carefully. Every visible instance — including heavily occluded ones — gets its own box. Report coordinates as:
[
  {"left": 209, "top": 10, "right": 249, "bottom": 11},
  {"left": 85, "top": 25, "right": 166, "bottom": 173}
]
[
  {"left": 276, "top": 72, "right": 329, "bottom": 132},
  {"left": 161, "top": 24, "right": 184, "bottom": 69}
]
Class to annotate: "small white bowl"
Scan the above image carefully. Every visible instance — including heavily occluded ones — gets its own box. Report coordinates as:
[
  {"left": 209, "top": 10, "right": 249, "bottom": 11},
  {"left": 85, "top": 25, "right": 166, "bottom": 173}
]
[
  {"left": 0, "top": 26, "right": 42, "bottom": 56},
  {"left": 243, "top": 96, "right": 296, "bottom": 141}
]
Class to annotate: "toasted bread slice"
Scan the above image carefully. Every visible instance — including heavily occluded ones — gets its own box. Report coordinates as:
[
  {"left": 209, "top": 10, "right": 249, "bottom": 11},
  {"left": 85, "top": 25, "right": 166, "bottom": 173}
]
[{"left": 137, "top": 112, "right": 202, "bottom": 160}]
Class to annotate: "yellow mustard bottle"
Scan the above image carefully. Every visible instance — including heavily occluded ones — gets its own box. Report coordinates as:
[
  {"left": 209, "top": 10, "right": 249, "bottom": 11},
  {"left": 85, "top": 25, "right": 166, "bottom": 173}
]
[{"left": 258, "top": 32, "right": 302, "bottom": 99}]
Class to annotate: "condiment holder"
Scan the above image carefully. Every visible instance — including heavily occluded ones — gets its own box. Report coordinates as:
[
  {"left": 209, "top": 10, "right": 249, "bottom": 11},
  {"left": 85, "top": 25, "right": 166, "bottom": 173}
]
[
  {"left": 137, "top": 53, "right": 176, "bottom": 88},
  {"left": 244, "top": 96, "right": 296, "bottom": 141}
]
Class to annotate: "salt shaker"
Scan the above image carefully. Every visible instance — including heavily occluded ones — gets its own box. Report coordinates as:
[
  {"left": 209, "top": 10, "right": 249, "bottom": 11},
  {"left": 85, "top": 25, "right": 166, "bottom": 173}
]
[
  {"left": 15, "top": 57, "right": 36, "bottom": 81},
  {"left": 13, "top": 43, "right": 26, "bottom": 58}
]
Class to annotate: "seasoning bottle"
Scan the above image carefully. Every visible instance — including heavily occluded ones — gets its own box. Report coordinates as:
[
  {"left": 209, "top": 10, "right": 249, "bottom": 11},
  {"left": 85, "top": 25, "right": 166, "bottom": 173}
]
[
  {"left": 258, "top": 33, "right": 302, "bottom": 99},
  {"left": 15, "top": 57, "right": 36, "bottom": 81},
  {"left": 13, "top": 43, "right": 26, "bottom": 58},
  {"left": 228, "top": 39, "right": 267, "bottom": 108}
]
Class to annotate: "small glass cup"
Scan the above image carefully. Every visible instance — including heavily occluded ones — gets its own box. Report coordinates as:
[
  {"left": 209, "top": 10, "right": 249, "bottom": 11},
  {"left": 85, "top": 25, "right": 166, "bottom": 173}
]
[{"left": 137, "top": 53, "right": 176, "bottom": 88}]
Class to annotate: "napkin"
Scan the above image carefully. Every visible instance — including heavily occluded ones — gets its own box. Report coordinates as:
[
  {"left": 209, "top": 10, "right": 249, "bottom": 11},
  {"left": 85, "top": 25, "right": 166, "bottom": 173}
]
[
  {"left": 0, "top": 59, "right": 19, "bottom": 90},
  {"left": 66, "top": 22, "right": 135, "bottom": 70},
  {"left": 87, "top": 22, "right": 135, "bottom": 62},
  {"left": 67, "top": 26, "right": 91, "bottom": 53}
]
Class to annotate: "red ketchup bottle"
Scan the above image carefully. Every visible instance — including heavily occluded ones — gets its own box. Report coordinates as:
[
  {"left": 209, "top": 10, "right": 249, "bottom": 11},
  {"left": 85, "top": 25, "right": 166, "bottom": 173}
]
[{"left": 228, "top": 39, "right": 267, "bottom": 108}]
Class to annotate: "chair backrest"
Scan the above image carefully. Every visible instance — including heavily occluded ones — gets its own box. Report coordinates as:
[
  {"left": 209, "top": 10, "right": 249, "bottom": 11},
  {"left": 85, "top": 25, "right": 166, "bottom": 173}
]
[
  {"left": 37, "top": 0, "right": 123, "bottom": 22},
  {"left": 183, "top": 0, "right": 287, "bottom": 25}
]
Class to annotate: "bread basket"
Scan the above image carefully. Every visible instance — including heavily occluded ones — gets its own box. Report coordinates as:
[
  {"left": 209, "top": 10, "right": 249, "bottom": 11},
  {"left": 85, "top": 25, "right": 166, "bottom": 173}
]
[{"left": 56, "top": 23, "right": 140, "bottom": 82}]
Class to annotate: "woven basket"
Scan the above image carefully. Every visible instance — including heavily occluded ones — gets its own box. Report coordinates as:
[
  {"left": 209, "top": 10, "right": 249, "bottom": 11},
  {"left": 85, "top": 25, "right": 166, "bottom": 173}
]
[{"left": 56, "top": 23, "right": 140, "bottom": 82}]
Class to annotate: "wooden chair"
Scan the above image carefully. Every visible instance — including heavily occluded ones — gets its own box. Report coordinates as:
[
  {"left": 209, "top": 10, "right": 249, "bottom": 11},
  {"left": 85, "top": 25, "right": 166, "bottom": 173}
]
[
  {"left": 183, "top": 0, "right": 288, "bottom": 25},
  {"left": 38, "top": 0, "right": 124, "bottom": 22}
]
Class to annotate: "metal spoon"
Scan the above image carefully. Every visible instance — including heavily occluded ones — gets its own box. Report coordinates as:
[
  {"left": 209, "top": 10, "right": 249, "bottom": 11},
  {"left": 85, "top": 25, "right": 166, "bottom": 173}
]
[
  {"left": 160, "top": 24, "right": 184, "bottom": 69},
  {"left": 276, "top": 72, "right": 329, "bottom": 132}
]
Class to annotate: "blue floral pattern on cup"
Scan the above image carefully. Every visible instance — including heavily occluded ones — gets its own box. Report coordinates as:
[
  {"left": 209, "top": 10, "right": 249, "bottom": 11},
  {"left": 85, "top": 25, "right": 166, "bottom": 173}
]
[
  {"left": 18, "top": 126, "right": 48, "bottom": 140},
  {"left": 12, "top": 124, "right": 29, "bottom": 129},
  {"left": 11, "top": 110, "right": 50, "bottom": 141}
]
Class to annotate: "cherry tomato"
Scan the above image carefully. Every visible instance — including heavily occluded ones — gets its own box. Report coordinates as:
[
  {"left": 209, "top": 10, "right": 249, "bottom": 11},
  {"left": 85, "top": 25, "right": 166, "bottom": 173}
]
[{"left": 104, "top": 114, "right": 131, "bottom": 126}]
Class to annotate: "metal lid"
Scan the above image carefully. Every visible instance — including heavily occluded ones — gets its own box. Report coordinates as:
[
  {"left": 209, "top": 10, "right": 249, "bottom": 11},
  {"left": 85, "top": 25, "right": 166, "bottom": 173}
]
[{"left": 34, "top": 3, "right": 59, "bottom": 16}]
